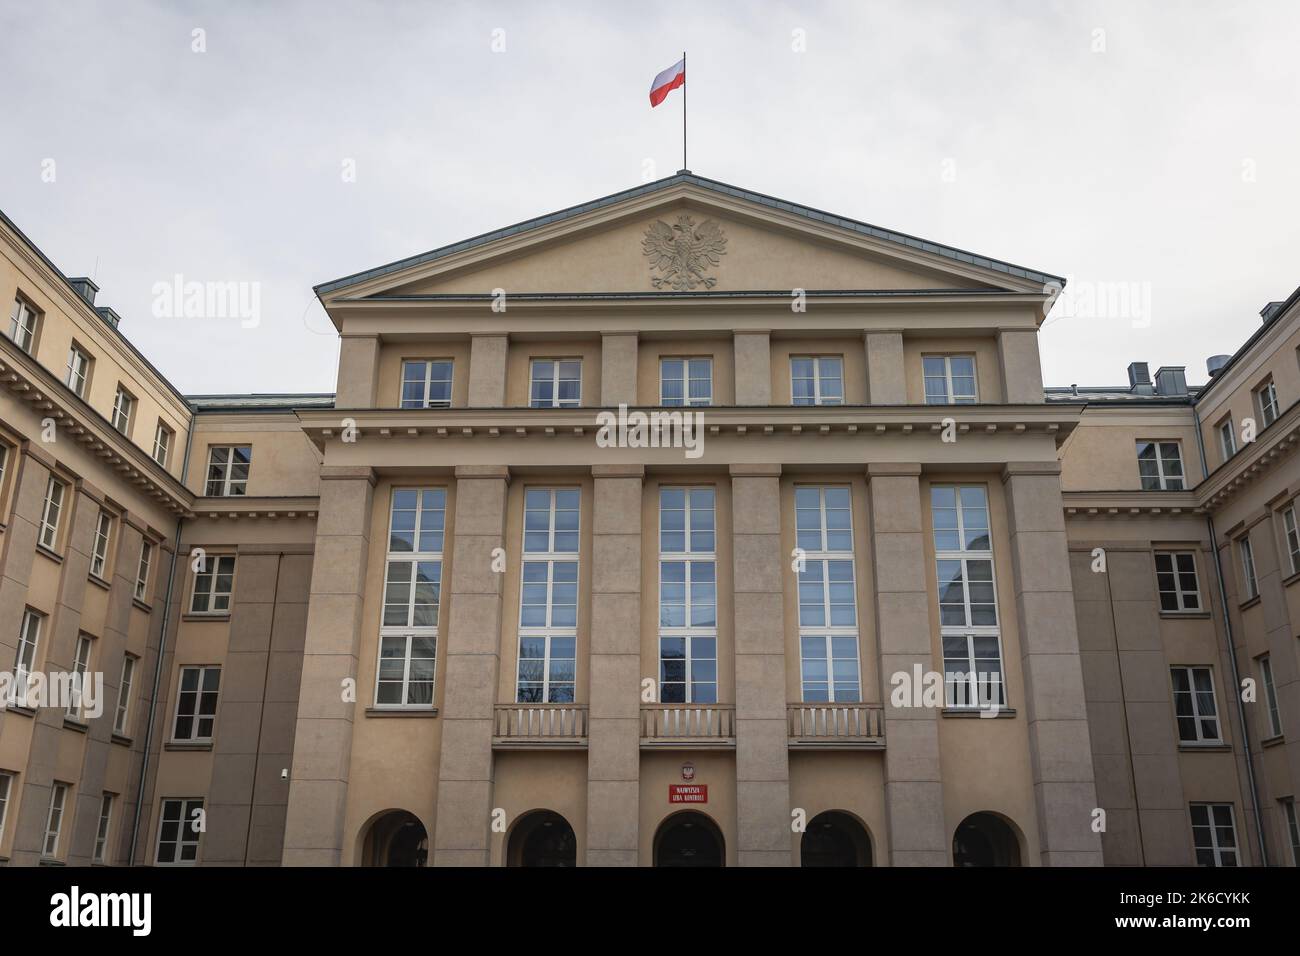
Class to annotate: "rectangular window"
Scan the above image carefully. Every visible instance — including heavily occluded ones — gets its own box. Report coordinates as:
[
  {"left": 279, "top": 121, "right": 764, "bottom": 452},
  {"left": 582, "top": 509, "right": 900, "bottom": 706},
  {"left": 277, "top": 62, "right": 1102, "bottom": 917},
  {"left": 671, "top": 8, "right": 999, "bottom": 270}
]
[
  {"left": 1283, "top": 798, "right": 1300, "bottom": 867},
  {"left": 517, "top": 488, "right": 579, "bottom": 702},
  {"left": 0, "top": 772, "right": 12, "bottom": 845},
  {"left": 1136, "top": 441, "right": 1185, "bottom": 490},
  {"left": 156, "top": 798, "right": 203, "bottom": 865},
  {"left": 1171, "top": 666, "right": 1220, "bottom": 743},
  {"left": 529, "top": 359, "right": 581, "bottom": 408},
  {"left": 791, "top": 356, "right": 844, "bottom": 406},
  {"left": 659, "top": 487, "right": 717, "bottom": 703},
  {"left": 7, "top": 298, "right": 39, "bottom": 353},
  {"left": 660, "top": 357, "right": 713, "bottom": 407},
  {"left": 205, "top": 446, "right": 251, "bottom": 496},
  {"left": 153, "top": 422, "right": 172, "bottom": 467},
  {"left": 1282, "top": 504, "right": 1300, "bottom": 576},
  {"left": 12, "top": 609, "right": 43, "bottom": 708},
  {"left": 795, "top": 486, "right": 861, "bottom": 702},
  {"left": 923, "top": 355, "right": 978, "bottom": 404},
  {"left": 933, "top": 485, "right": 1004, "bottom": 708},
  {"left": 114, "top": 654, "right": 137, "bottom": 736},
  {"left": 172, "top": 665, "right": 221, "bottom": 741},
  {"left": 1155, "top": 551, "right": 1200, "bottom": 612},
  {"left": 43, "top": 783, "right": 69, "bottom": 858},
  {"left": 1190, "top": 803, "right": 1238, "bottom": 867},
  {"left": 66, "top": 345, "right": 91, "bottom": 398},
  {"left": 90, "top": 510, "right": 113, "bottom": 579},
  {"left": 1218, "top": 418, "right": 1236, "bottom": 461},
  {"left": 93, "top": 793, "right": 114, "bottom": 864},
  {"left": 1239, "top": 537, "right": 1258, "bottom": 599},
  {"left": 1256, "top": 380, "right": 1279, "bottom": 427},
  {"left": 66, "top": 634, "right": 93, "bottom": 719},
  {"left": 400, "top": 359, "right": 454, "bottom": 409},
  {"left": 111, "top": 386, "right": 134, "bottom": 436},
  {"left": 135, "top": 542, "right": 153, "bottom": 602},
  {"left": 376, "top": 488, "right": 444, "bottom": 708},
  {"left": 190, "top": 555, "right": 235, "bottom": 613},
  {"left": 39, "top": 475, "right": 66, "bottom": 551},
  {"left": 1260, "top": 655, "right": 1281, "bottom": 738}
]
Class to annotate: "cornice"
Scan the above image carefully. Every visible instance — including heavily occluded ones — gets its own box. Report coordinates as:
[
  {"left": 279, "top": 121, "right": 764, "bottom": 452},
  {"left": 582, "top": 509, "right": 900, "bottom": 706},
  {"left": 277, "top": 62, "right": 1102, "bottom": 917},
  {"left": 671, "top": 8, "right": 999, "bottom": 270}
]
[
  {"left": 1063, "top": 490, "right": 1204, "bottom": 518},
  {"left": 189, "top": 495, "right": 319, "bottom": 521},
  {"left": 1196, "top": 401, "right": 1300, "bottom": 513}
]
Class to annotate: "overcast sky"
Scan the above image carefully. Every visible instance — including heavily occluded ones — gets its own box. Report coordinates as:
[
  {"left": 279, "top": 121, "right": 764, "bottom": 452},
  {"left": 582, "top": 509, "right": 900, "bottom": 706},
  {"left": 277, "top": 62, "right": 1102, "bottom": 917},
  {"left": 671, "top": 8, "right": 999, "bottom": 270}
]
[{"left": 1, "top": 0, "right": 1297, "bottom": 395}]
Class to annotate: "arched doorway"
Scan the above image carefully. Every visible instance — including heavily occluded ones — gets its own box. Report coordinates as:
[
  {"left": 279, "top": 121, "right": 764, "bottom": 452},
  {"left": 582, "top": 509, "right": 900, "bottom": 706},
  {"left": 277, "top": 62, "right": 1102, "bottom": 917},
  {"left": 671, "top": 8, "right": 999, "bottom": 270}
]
[
  {"left": 654, "top": 811, "right": 724, "bottom": 867},
  {"left": 953, "top": 812, "right": 1022, "bottom": 867},
  {"left": 801, "top": 811, "right": 873, "bottom": 867},
  {"left": 360, "top": 810, "right": 428, "bottom": 867},
  {"left": 507, "top": 810, "right": 577, "bottom": 867}
]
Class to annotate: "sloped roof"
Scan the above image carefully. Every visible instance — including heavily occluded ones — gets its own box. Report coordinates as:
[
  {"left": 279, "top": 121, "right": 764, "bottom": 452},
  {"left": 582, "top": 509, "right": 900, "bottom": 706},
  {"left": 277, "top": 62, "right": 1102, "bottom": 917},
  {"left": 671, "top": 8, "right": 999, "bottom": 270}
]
[{"left": 314, "top": 171, "right": 1066, "bottom": 296}]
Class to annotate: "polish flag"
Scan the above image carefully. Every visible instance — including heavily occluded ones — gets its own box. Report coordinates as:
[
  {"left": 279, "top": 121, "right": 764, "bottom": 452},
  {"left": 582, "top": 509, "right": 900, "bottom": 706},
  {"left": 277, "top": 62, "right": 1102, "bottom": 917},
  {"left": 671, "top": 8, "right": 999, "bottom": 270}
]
[{"left": 649, "top": 58, "right": 685, "bottom": 107}]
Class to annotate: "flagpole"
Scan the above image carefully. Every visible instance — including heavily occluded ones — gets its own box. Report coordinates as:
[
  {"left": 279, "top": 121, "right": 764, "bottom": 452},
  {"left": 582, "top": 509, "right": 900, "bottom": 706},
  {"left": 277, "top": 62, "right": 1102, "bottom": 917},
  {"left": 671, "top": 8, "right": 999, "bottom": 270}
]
[{"left": 682, "top": 50, "right": 687, "bottom": 170}]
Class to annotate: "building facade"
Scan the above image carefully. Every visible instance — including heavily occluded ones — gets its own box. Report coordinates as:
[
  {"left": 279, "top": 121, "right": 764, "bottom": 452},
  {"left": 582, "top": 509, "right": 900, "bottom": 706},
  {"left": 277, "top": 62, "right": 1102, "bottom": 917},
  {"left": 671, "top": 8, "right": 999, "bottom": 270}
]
[{"left": 0, "top": 174, "right": 1297, "bottom": 867}]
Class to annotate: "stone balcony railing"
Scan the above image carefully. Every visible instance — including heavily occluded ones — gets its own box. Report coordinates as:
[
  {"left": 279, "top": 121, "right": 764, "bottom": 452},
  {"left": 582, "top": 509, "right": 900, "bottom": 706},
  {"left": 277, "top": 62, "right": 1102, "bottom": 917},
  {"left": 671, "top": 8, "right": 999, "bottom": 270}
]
[
  {"left": 492, "top": 704, "right": 588, "bottom": 749},
  {"left": 640, "top": 704, "right": 736, "bottom": 748},
  {"left": 786, "top": 702, "right": 885, "bottom": 749}
]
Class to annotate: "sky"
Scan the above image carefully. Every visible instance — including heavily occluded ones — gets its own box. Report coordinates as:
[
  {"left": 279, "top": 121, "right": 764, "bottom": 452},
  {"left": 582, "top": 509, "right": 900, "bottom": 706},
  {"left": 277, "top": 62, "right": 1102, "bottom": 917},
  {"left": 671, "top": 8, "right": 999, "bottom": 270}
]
[{"left": 1, "top": 0, "right": 1297, "bottom": 395}]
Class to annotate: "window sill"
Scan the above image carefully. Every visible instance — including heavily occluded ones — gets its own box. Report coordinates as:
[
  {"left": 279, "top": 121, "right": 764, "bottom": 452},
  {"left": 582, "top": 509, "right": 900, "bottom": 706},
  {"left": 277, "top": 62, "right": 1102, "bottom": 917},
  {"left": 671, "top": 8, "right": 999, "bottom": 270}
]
[
  {"left": 87, "top": 573, "right": 110, "bottom": 592},
  {"left": 1160, "top": 611, "right": 1212, "bottom": 620},
  {"left": 35, "top": 544, "right": 63, "bottom": 564},
  {"left": 1238, "top": 595, "right": 1261, "bottom": 610},
  {"left": 38, "top": 858, "right": 66, "bottom": 867},
  {"left": 1178, "top": 742, "right": 1230, "bottom": 752},
  {"left": 181, "top": 613, "right": 231, "bottom": 623},
  {"left": 62, "top": 716, "right": 89, "bottom": 733},
  {"left": 365, "top": 707, "right": 439, "bottom": 718},
  {"left": 2, "top": 702, "right": 36, "bottom": 718},
  {"left": 111, "top": 732, "right": 133, "bottom": 747},
  {"left": 1282, "top": 569, "right": 1300, "bottom": 589},
  {"left": 164, "top": 740, "right": 214, "bottom": 752},
  {"left": 132, "top": 597, "right": 152, "bottom": 613},
  {"left": 1261, "top": 733, "right": 1286, "bottom": 749},
  {"left": 942, "top": 707, "right": 1017, "bottom": 719}
]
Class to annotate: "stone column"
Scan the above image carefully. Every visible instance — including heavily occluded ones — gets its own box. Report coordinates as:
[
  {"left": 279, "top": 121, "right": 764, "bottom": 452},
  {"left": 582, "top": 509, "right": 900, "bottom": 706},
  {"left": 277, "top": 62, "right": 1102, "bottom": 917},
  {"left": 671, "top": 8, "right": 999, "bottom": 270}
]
[
  {"left": 733, "top": 331, "right": 771, "bottom": 405},
  {"left": 468, "top": 333, "right": 509, "bottom": 407},
  {"left": 867, "top": 462, "right": 948, "bottom": 864},
  {"left": 432, "top": 465, "right": 509, "bottom": 865},
  {"left": 335, "top": 336, "right": 381, "bottom": 408},
  {"left": 730, "top": 464, "right": 791, "bottom": 865},
  {"left": 865, "top": 331, "right": 906, "bottom": 404},
  {"left": 585, "top": 465, "right": 642, "bottom": 865},
  {"left": 997, "top": 329, "right": 1044, "bottom": 404},
  {"left": 282, "top": 466, "right": 375, "bottom": 865},
  {"left": 0, "top": 445, "right": 52, "bottom": 710},
  {"left": 1001, "top": 462, "right": 1103, "bottom": 865},
  {"left": 600, "top": 332, "right": 638, "bottom": 407}
]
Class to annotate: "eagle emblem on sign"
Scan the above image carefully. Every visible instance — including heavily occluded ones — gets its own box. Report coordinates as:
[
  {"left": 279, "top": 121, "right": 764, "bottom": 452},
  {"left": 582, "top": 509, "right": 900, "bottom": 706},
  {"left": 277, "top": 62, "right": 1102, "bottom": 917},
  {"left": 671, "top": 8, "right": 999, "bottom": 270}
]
[{"left": 642, "top": 214, "right": 727, "bottom": 290}]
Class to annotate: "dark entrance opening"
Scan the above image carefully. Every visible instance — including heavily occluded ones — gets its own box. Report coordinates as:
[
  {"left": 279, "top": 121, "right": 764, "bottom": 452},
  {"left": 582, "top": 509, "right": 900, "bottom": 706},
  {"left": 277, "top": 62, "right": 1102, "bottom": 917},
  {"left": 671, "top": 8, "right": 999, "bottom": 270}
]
[
  {"left": 508, "top": 810, "right": 577, "bottom": 867},
  {"left": 801, "top": 811, "right": 872, "bottom": 866},
  {"left": 654, "top": 811, "right": 724, "bottom": 867},
  {"left": 953, "top": 812, "right": 1022, "bottom": 867},
  {"left": 361, "top": 810, "right": 428, "bottom": 867}
]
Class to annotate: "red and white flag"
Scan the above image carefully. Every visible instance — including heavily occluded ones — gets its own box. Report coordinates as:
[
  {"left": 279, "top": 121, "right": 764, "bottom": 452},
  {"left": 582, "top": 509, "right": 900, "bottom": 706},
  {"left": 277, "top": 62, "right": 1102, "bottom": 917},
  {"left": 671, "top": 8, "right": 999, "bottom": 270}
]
[{"left": 649, "top": 57, "right": 685, "bottom": 107}]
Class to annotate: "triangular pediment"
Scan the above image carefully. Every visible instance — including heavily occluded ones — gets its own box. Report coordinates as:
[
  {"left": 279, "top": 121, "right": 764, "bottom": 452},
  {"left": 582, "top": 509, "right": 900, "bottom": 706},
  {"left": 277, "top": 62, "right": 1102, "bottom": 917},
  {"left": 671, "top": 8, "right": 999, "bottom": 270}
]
[{"left": 317, "top": 175, "right": 1058, "bottom": 302}]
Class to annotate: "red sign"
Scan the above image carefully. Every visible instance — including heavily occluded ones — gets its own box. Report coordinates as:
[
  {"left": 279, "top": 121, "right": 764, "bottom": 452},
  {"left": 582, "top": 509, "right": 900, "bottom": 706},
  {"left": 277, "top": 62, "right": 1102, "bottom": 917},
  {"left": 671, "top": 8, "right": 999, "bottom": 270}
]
[{"left": 669, "top": 784, "right": 708, "bottom": 804}]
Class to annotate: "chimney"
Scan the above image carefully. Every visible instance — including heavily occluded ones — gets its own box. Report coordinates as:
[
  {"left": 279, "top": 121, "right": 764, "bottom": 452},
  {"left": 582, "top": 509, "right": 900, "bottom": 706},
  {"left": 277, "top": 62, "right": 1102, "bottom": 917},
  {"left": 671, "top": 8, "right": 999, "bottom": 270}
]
[
  {"left": 1154, "top": 366, "right": 1187, "bottom": 396},
  {"left": 1260, "top": 301, "right": 1284, "bottom": 323},
  {"left": 1127, "top": 361, "right": 1153, "bottom": 395},
  {"left": 67, "top": 276, "right": 99, "bottom": 306},
  {"left": 1206, "top": 354, "right": 1231, "bottom": 377}
]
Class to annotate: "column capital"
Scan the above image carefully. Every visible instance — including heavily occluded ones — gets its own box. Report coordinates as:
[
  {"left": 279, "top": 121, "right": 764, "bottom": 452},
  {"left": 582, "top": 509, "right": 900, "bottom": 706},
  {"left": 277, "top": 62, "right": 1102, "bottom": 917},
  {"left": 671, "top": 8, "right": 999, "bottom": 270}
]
[
  {"left": 453, "top": 465, "right": 510, "bottom": 480},
  {"left": 729, "top": 463, "right": 781, "bottom": 478},
  {"left": 20, "top": 439, "right": 58, "bottom": 471},
  {"left": 591, "top": 464, "right": 644, "bottom": 479},
  {"left": 866, "top": 462, "right": 921, "bottom": 478},
  {"left": 319, "top": 465, "right": 377, "bottom": 484},
  {"left": 1001, "top": 461, "right": 1062, "bottom": 481}
]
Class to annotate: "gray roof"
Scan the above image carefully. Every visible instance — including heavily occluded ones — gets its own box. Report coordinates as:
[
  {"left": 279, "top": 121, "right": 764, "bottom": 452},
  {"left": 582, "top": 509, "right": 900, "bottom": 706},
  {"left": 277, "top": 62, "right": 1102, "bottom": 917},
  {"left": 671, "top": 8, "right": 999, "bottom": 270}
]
[
  {"left": 187, "top": 393, "right": 335, "bottom": 412},
  {"left": 315, "top": 171, "right": 1066, "bottom": 296}
]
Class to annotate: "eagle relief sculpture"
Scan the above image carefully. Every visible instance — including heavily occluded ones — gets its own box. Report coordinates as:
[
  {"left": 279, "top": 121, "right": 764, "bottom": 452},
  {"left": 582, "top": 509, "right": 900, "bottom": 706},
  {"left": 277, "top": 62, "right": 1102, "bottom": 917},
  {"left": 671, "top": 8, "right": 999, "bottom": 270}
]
[{"left": 641, "top": 214, "right": 728, "bottom": 290}]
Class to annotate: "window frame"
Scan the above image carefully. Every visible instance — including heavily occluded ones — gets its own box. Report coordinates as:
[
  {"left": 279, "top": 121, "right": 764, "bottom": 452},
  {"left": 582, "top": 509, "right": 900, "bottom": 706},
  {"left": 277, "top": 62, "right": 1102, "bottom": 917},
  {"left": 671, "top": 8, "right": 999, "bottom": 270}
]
[
  {"left": 111, "top": 385, "right": 135, "bottom": 436},
  {"left": 1190, "top": 803, "right": 1239, "bottom": 867},
  {"left": 1239, "top": 536, "right": 1258, "bottom": 600},
  {"left": 44, "top": 782, "right": 69, "bottom": 859},
  {"left": 1283, "top": 798, "right": 1300, "bottom": 867},
  {"left": 516, "top": 487, "right": 580, "bottom": 703},
  {"left": 38, "top": 475, "right": 66, "bottom": 551},
  {"left": 93, "top": 792, "right": 114, "bottom": 864},
  {"left": 658, "top": 486, "right": 718, "bottom": 704},
  {"left": 1154, "top": 550, "right": 1201, "bottom": 613},
  {"left": 7, "top": 297, "right": 40, "bottom": 353},
  {"left": 1217, "top": 417, "right": 1236, "bottom": 461},
  {"left": 794, "top": 486, "right": 861, "bottom": 703},
  {"left": 12, "top": 608, "right": 43, "bottom": 708},
  {"left": 1255, "top": 379, "right": 1280, "bottom": 427},
  {"left": 790, "top": 355, "right": 845, "bottom": 406},
  {"left": 1136, "top": 440, "right": 1185, "bottom": 491},
  {"left": 155, "top": 797, "right": 204, "bottom": 866},
  {"left": 1259, "top": 654, "right": 1282, "bottom": 739},
  {"left": 0, "top": 771, "right": 13, "bottom": 846},
  {"left": 135, "top": 541, "right": 153, "bottom": 602},
  {"left": 375, "top": 487, "right": 445, "bottom": 709},
  {"left": 66, "top": 633, "right": 93, "bottom": 720},
  {"left": 1281, "top": 503, "right": 1300, "bottom": 577},
  {"left": 528, "top": 358, "right": 582, "bottom": 408},
  {"left": 90, "top": 509, "right": 113, "bottom": 580},
  {"left": 114, "top": 653, "right": 138, "bottom": 737},
  {"left": 399, "top": 358, "right": 454, "bottom": 409},
  {"left": 66, "top": 343, "right": 91, "bottom": 398},
  {"left": 171, "top": 665, "right": 221, "bottom": 742},
  {"left": 189, "top": 554, "right": 236, "bottom": 614},
  {"left": 152, "top": 422, "right": 173, "bottom": 467},
  {"left": 204, "top": 445, "right": 252, "bottom": 497},
  {"left": 1170, "top": 665, "right": 1221, "bottom": 744},
  {"left": 922, "top": 354, "right": 978, "bottom": 405},
  {"left": 659, "top": 357, "right": 713, "bottom": 407}
]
